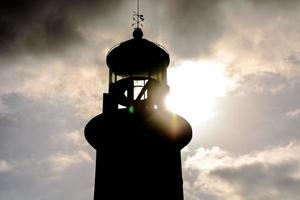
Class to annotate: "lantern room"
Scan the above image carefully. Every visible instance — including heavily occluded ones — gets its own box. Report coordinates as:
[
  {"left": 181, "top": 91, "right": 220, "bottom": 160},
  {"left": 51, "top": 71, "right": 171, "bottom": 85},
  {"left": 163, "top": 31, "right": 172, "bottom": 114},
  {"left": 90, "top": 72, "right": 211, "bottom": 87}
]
[
  {"left": 107, "top": 28, "right": 169, "bottom": 84},
  {"left": 104, "top": 28, "right": 170, "bottom": 112}
]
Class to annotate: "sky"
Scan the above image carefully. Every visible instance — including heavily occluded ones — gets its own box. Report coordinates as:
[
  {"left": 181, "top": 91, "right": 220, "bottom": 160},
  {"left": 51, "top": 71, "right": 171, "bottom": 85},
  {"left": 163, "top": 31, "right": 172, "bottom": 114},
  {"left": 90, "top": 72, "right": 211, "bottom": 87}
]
[{"left": 1, "top": 0, "right": 300, "bottom": 199}]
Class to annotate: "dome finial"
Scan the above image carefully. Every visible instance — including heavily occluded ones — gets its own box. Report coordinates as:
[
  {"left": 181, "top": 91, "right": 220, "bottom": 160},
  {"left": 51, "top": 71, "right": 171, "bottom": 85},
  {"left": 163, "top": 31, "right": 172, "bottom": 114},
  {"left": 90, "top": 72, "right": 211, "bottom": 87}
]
[{"left": 133, "top": 27, "right": 143, "bottom": 39}]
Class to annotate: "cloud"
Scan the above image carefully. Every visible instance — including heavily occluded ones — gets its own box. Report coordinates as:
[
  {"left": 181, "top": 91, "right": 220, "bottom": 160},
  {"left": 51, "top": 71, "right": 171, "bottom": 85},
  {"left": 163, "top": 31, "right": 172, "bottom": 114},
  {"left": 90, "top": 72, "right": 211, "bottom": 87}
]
[
  {"left": 211, "top": 0, "right": 300, "bottom": 78},
  {"left": 0, "top": 0, "right": 124, "bottom": 61},
  {"left": 0, "top": 160, "right": 12, "bottom": 172},
  {"left": 0, "top": 152, "right": 94, "bottom": 200},
  {"left": 50, "top": 130, "right": 87, "bottom": 147},
  {"left": 0, "top": 58, "right": 106, "bottom": 119},
  {"left": 191, "top": 72, "right": 300, "bottom": 153},
  {"left": 2, "top": 0, "right": 300, "bottom": 76},
  {"left": 135, "top": 0, "right": 300, "bottom": 72},
  {"left": 0, "top": 94, "right": 95, "bottom": 199},
  {"left": 18, "top": 65, "right": 104, "bottom": 118},
  {"left": 159, "top": 0, "right": 224, "bottom": 59},
  {"left": 183, "top": 142, "right": 300, "bottom": 200},
  {"left": 0, "top": 98, "right": 9, "bottom": 115},
  {"left": 48, "top": 150, "right": 93, "bottom": 172},
  {"left": 1, "top": 1, "right": 300, "bottom": 199},
  {"left": 286, "top": 108, "right": 300, "bottom": 119}
]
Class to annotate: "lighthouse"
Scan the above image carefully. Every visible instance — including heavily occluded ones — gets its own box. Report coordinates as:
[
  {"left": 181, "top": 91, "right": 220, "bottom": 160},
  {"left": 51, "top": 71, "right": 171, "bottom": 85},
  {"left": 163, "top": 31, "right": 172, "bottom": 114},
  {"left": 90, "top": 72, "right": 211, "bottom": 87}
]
[{"left": 85, "top": 5, "right": 192, "bottom": 200}]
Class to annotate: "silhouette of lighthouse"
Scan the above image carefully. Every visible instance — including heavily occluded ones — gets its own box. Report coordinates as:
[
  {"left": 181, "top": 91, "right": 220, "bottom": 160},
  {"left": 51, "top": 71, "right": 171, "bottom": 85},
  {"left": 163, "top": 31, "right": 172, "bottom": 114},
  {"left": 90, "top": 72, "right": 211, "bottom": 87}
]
[{"left": 85, "top": 4, "right": 192, "bottom": 200}]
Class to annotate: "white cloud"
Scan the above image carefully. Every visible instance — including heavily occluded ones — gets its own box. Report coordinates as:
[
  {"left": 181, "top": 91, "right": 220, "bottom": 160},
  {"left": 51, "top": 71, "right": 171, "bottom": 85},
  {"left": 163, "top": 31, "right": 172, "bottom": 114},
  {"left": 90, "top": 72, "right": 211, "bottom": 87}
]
[
  {"left": 183, "top": 142, "right": 300, "bottom": 200},
  {"left": 18, "top": 64, "right": 104, "bottom": 118},
  {"left": 0, "top": 56, "right": 107, "bottom": 119},
  {"left": 48, "top": 150, "right": 93, "bottom": 173},
  {"left": 0, "top": 160, "right": 13, "bottom": 172},
  {"left": 212, "top": 0, "right": 300, "bottom": 78},
  {"left": 286, "top": 109, "right": 300, "bottom": 119},
  {"left": 50, "top": 130, "right": 88, "bottom": 147}
]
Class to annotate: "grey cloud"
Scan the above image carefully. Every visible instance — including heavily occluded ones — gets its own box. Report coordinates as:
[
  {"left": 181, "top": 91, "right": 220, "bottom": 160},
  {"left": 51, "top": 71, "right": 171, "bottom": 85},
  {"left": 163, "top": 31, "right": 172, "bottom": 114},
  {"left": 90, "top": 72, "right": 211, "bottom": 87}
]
[
  {"left": 212, "top": 162, "right": 300, "bottom": 199},
  {"left": 0, "top": 0, "right": 123, "bottom": 60},
  {"left": 161, "top": 0, "right": 225, "bottom": 59},
  {"left": 0, "top": 92, "right": 95, "bottom": 200},
  {"left": 250, "top": 0, "right": 300, "bottom": 9},
  {"left": 191, "top": 72, "right": 300, "bottom": 153},
  {"left": 2, "top": 0, "right": 300, "bottom": 65},
  {"left": 151, "top": 0, "right": 300, "bottom": 61},
  {"left": 286, "top": 54, "right": 300, "bottom": 66},
  {"left": 216, "top": 0, "right": 300, "bottom": 77},
  {"left": 0, "top": 157, "right": 94, "bottom": 200},
  {"left": 0, "top": 93, "right": 84, "bottom": 160},
  {"left": 183, "top": 143, "right": 300, "bottom": 200},
  {"left": 2, "top": 1, "right": 300, "bottom": 199}
]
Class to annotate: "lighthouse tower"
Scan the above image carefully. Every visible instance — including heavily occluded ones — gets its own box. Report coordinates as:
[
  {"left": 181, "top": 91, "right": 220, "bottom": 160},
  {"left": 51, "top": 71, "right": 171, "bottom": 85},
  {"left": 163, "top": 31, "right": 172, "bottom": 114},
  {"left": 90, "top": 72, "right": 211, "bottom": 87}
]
[{"left": 85, "top": 6, "right": 192, "bottom": 200}]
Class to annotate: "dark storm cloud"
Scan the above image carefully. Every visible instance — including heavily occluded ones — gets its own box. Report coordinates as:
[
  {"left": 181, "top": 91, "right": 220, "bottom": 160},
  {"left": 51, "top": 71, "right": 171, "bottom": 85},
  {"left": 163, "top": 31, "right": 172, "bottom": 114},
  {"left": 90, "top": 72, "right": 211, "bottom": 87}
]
[
  {"left": 2, "top": 0, "right": 300, "bottom": 62},
  {"left": 162, "top": 0, "right": 224, "bottom": 58},
  {"left": 0, "top": 0, "right": 122, "bottom": 60},
  {"left": 154, "top": 0, "right": 300, "bottom": 61}
]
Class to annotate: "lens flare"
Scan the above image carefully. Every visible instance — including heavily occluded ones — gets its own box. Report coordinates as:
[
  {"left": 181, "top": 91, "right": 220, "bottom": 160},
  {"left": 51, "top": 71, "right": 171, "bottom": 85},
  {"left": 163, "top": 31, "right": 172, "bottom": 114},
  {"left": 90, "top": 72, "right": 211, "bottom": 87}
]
[{"left": 165, "top": 59, "right": 232, "bottom": 127}]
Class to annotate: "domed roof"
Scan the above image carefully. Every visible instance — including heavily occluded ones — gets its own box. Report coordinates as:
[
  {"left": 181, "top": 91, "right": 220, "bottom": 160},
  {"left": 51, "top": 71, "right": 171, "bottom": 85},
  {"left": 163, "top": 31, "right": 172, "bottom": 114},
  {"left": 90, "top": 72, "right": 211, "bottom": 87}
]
[{"left": 106, "top": 28, "right": 170, "bottom": 75}]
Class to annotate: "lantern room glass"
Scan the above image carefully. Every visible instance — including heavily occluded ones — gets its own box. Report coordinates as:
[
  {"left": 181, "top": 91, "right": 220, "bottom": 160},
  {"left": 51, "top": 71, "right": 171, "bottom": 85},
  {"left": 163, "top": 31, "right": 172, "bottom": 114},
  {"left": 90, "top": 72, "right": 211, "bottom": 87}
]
[{"left": 109, "top": 68, "right": 167, "bottom": 85}]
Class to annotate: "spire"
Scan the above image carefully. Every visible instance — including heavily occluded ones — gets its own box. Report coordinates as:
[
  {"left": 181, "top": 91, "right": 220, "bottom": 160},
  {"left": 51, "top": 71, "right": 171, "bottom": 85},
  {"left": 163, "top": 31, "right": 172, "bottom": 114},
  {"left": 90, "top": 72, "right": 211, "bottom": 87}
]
[
  {"left": 132, "top": 0, "right": 144, "bottom": 39},
  {"left": 132, "top": 0, "right": 144, "bottom": 29}
]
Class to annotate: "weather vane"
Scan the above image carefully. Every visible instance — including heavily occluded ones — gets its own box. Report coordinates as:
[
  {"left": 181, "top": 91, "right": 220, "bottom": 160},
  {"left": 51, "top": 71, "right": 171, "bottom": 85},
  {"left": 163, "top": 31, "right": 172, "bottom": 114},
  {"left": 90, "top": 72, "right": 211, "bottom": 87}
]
[{"left": 132, "top": 0, "right": 144, "bottom": 28}]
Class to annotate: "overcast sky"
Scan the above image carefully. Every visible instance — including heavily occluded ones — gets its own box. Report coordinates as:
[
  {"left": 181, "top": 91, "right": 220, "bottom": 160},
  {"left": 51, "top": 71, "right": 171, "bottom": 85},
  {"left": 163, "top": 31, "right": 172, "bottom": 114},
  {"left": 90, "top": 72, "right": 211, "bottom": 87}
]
[{"left": 1, "top": 0, "right": 300, "bottom": 200}]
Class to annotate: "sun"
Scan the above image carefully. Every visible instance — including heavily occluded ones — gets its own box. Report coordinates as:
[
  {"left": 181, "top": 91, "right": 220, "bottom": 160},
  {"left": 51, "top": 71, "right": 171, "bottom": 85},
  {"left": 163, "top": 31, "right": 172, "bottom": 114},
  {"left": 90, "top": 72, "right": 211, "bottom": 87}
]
[{"left": 165, "top": 59, "right": 232, "bottom": 127}]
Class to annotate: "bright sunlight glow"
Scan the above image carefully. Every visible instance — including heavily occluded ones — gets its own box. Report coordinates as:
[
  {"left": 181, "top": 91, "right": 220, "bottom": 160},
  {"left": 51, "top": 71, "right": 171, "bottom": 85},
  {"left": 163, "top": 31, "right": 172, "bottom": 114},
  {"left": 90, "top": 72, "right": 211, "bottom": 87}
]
[{"left": 165, "top": 59, "right": 232, "bottom": 127}]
